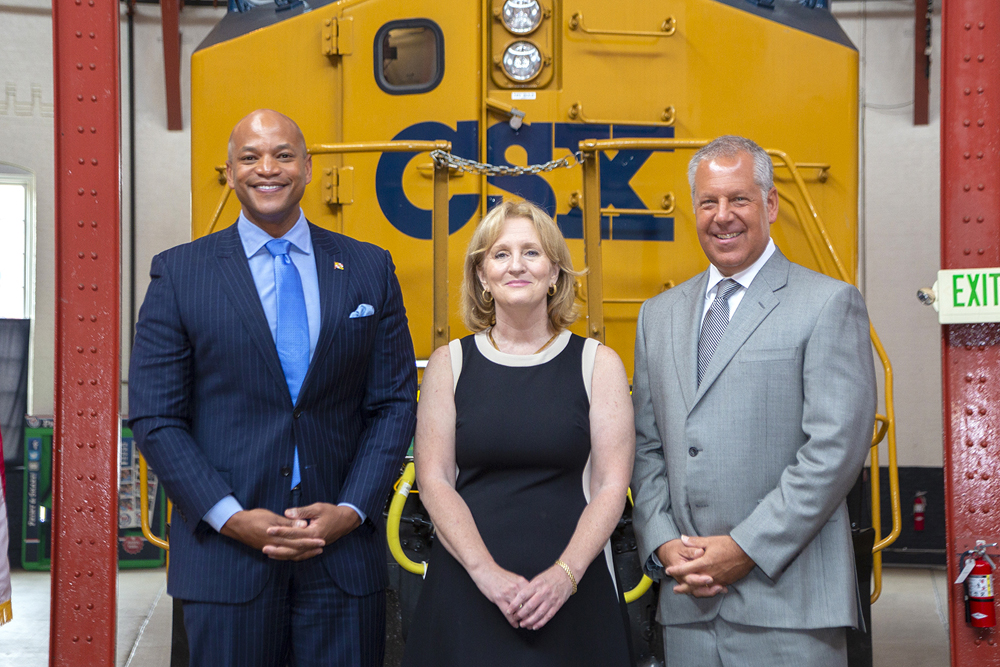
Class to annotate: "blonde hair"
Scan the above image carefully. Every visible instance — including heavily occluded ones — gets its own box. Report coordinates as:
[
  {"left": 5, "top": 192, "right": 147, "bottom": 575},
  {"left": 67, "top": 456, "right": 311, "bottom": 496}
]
[{"left": 460, "top": 200, "right": 583, "bottom": 333}]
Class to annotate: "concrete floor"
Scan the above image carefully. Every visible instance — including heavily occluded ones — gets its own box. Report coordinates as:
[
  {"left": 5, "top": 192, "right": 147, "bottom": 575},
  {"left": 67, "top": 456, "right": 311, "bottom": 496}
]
[
  {"left": 871, "top": 567, "right": 951, "bottom": 667},
  {"left": 3, "top": 566, "right": 951, "bottom": 666},
  {"left": 2, "top": 568, "right": 170, "bottom": 667}
]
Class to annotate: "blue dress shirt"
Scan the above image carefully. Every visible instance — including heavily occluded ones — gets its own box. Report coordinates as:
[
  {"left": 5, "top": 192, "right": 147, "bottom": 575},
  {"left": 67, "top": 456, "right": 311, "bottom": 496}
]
[{"left": 203, "top": 211, "right": 366, "bottom": 532}]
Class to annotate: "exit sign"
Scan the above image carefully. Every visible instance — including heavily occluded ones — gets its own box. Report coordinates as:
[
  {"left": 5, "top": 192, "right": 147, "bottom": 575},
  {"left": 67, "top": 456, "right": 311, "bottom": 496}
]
[{"left": 936, "top": 268, "right": 1000, "bottom": 324}]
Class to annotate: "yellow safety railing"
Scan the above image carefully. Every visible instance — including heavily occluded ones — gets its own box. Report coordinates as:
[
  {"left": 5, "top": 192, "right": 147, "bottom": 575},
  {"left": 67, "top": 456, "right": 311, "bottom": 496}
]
[
  {"left": 623, "top": 488, "right": 654, "bottom": 603},
  {"left": 386, "top": 467, "right": 654, "bottom": 603},
  {"left": 386, "top": 462, "right": 428, "bottom": 576},
  {"left": 139, "top": 454, "right": 169, "bottom": 551},
  {"left": 576, "top": 138, "right": 900, "bottom": 604}
]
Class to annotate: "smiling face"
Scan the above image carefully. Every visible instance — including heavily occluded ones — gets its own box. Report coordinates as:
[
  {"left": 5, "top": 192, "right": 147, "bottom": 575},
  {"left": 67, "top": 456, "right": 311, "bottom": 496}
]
[
  {"left": 477, "top": 216, "right": 560, "bottom": 319},
  {"left": 225, "top": 110, "right": 312, "bottom": 238},
  {"left": 693, "top": 151, "right": 777, "bottom": 276}
]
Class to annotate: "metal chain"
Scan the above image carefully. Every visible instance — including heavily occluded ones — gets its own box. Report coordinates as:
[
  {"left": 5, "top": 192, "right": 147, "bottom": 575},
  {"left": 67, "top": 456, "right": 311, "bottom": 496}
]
[{"left": 430, "top": 149, "right": 584, "bottom": 177}]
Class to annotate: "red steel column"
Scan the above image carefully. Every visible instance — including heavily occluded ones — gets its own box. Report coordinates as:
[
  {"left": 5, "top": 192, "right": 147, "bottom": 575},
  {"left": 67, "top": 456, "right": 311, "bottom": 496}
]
[
  {"left": 50, "top": 0, "right": 121, "bottom": 663},
  {"left": 941, "top": 0, "right": 1000, "bottom": 663},
  {"left": 161, "top": 0, "right": 182, "bottom": 130}
]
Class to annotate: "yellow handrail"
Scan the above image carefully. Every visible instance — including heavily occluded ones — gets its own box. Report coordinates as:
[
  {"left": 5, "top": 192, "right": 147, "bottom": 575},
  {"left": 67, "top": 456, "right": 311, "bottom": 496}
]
[
  {"left": 869, "top": 415, "right": 889, "bottom": 603},
  {"left": 385, "top": 466, "right": 654, "bottom": 602},
  {"left": 624, "top": 487, "right": 654, "bottom": 603},
  {"left": 138, "top": 454, "right": 169, "bottom": 551},
  {"left": 568, "top": 102, "right": 675, "bottom": 127},
  {"left": 568, "top": 12, "right": 676, "bottom": 38},
  {"left": 624, "top": 574, "right": 653, "bottom": 604},
  {"left": 577, "top": 138, "right": 901, "bottom": 605},
  {"left": 386, "top": 462, "right": 428, "bottom": 576}
]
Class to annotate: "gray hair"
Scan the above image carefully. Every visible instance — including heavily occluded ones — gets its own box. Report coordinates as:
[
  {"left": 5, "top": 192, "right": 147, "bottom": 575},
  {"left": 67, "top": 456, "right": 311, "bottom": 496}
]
[{"left": 687, "top": 135, "right": 773, "bottom": 205}]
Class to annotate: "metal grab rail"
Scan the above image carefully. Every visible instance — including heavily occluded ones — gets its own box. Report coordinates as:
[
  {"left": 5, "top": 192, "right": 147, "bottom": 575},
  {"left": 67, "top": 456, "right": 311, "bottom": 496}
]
[
  {"left": 623, "top": 488, "right": 654, "bottom": 603},
  {"left": 138, "top": 454, "right": 169, "bottom": 551},
  {"left": 577, "top": 138, "right": 900, "bottom": 605},
  {"left": 386, "top": 462, "right": 428, "bottom": 576},
  {"left": 568, "top": 12, "right": 676, "bottom": 38},
  {"left": 869, "top": 415, "right": 890, "bottom": 603},
  {"left": 568, "top": 102, "right": 675, "bottom": 127},
  {"left": 385, "top": 465, "right": 655, "bottom": 602}
]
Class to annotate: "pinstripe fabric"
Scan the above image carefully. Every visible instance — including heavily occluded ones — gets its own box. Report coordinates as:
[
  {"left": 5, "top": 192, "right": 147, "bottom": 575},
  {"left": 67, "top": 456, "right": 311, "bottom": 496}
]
[
  {"left": 182, "top": 556, "right": 387, "bottom": 667},
  {"left": 697, "top": 279, "right": 740, "bottom": 385},
  {"left": 128, "top": 221, "right": 417, "bottom": 661}
]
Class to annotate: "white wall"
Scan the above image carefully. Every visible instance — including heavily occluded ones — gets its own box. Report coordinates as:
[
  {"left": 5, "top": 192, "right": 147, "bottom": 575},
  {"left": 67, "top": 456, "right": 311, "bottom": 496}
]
[
  {"left": 0, "top": 0, "right": 947, "bottom": 466},
  {"left": 0, "top": 0, "right": 55, "bottom": 417},
  {"left": 835, "top": 0, "right": 944, "bottom": 467},
  {"left": 121, "top": 5, "right": 227, "bottom": 416},
  {"left": 0, "top": 0, "right": 224, "bottom": 416}
]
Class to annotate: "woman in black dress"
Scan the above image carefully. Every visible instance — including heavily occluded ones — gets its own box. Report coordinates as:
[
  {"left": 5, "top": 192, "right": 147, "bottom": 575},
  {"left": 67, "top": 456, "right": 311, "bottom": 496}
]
[{"left": 402, "top": 200, "right": 635, "bottom": 667}]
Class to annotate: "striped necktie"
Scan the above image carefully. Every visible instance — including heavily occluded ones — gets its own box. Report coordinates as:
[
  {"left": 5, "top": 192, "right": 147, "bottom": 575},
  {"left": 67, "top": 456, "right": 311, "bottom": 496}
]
[
  {"left": 697, "top": 278, "right": 741, "bottom": 386},
  {"left": 265, "top": 238, "right": 307, "bottom": 489}
]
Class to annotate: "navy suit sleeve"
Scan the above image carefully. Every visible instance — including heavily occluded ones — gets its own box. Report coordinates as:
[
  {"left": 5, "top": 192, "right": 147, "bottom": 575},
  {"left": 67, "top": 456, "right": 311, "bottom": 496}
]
[
  {"left": 337, "top": 250, "right": 417, "bottom": 523},
  {"left": 128, "top": 252, "right": 233, "bottom": 530}
]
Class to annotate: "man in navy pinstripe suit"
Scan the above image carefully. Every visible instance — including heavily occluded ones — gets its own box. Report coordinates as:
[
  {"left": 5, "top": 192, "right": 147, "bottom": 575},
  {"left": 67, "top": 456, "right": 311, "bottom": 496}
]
[{"left": 129, "top": 109, "right": 417, "bottom": 667}]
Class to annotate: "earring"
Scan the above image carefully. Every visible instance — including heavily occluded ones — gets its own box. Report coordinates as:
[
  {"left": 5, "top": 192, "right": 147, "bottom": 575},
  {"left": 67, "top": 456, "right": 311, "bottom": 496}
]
[
  {"left": 482, "top": 288, "right": 493, "bottom": 303},
  {"left": 548, "top": 283, "right": 557, "bottom": 296}
]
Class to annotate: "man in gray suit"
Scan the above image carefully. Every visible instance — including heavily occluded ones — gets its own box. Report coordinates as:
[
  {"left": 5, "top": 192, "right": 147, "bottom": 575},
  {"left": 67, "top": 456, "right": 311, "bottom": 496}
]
[{"left": 630, "top": 135, "right": 876, "bottom": 666}]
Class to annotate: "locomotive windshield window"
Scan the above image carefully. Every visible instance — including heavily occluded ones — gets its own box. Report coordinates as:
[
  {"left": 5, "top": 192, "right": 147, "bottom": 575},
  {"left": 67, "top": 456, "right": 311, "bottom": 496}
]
[{"left": 375, "top": 20, "right": 444, "bottom": 95}]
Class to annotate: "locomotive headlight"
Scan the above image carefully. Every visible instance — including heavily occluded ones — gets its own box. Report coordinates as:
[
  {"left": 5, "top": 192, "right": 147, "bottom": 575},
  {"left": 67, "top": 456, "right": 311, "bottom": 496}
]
[
  {"left": 501, "top": 0, "right": 542, "bottom": 35},
  {"left": 501, "top": 41, "right": 543, "bottom": 82}
]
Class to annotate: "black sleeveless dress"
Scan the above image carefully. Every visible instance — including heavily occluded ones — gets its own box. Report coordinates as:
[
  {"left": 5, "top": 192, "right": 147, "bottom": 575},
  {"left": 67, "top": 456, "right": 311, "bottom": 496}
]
[{"left": 402, "top": 332, "right": 633, "bottom": 667}]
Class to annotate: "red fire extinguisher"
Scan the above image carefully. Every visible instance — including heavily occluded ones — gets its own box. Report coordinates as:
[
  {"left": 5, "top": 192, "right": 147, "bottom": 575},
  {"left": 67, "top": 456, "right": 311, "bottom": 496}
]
[
  {"left": 957, "top": 544, "right": 997, "bottom": 628},
  {"left": 913, "top": 492, "right": 927, "bottom": 532}
]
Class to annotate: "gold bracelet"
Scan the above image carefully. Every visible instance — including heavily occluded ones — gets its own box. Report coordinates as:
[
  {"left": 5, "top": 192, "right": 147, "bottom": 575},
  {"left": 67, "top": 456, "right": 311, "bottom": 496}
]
[{"left": 555, "top": 559, "right": 577, "bottom": 595}]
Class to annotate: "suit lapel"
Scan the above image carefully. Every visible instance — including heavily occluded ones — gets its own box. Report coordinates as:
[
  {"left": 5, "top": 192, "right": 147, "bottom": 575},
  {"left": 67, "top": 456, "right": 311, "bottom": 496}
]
[
  {"left": 214, "top": 224, "right": 289, "bottom": 397},
  {"left": 300, "top": 223, "right": 346, "bottom": 400},
  {"left": 672, "top": 273, "right": 707, "bottom": 413},
  {"left": 692, "top": 250, "right": 790, "bottom": 407}
]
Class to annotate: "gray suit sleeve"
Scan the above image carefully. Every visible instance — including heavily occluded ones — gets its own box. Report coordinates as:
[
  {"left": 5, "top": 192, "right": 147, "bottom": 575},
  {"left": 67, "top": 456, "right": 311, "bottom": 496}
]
[
  {"left": 630, "top": 301, "right": 681, "bottom": 575},
  {"left": 729, "top": 284, "right": 876, "bottom": 580}
]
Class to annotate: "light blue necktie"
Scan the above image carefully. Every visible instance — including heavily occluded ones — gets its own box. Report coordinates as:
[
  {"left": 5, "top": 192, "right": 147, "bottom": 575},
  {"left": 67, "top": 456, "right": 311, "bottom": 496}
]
[{"left": 266, "top": 238, "right": 307, "bottom": 489}]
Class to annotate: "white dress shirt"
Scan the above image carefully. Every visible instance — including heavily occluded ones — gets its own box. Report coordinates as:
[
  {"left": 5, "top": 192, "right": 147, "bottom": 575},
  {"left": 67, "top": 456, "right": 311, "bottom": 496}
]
[{"left": 700, "top": 239, "right": 777, "bottom": 328}]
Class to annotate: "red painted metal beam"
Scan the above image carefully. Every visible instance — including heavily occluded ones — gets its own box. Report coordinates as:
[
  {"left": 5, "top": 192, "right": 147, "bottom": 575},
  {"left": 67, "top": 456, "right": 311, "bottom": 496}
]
[
  {"left": 914, "top": 0, "right": 930, "bottom": 125},
  {"left": 50, "top": 0, "right": 121, "bottom": 662},
  {"left": 162, "top": 0, "right": 182, "bottom": 130},
  {"left": 941, "top": 0, "right": 1000, "bottom": 663}
]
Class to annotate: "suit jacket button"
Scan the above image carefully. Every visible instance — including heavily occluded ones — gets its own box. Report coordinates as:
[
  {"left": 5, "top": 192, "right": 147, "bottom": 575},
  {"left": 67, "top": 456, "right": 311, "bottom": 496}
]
[
  {"left": 280, "top": 466, "right": 292, "bottom": 477},
  {"left": 293, "top": 409, "right": 302, "bottom": 419},
  {"left": 688, "top": 447, "right": 699, "bottom": 457}
]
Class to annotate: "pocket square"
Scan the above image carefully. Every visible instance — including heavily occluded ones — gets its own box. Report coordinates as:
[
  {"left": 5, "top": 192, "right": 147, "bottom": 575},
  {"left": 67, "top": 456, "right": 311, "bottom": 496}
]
[{"left": 349, "top": 303, "right": 375, "bottom": 318}]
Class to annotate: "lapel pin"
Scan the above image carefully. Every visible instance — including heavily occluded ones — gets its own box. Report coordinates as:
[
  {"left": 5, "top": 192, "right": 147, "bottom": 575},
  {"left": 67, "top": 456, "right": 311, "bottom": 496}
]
[{"left": 334, "top": 261, "right": 344, "bottom": 271}]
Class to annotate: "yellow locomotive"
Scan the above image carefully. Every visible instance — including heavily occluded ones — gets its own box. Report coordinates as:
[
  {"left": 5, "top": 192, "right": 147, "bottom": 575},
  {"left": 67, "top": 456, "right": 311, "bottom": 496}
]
[
  {"left": 186, "top": 1, "right": 882, "bottom": 663},
  {"left": 191, "top": 0, "right": 859, "bottom": 377}
]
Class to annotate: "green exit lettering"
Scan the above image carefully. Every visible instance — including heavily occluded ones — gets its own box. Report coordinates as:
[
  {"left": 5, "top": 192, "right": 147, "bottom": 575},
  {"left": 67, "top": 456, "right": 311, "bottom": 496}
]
[{"left": 953, "top": 272, "right": 1000, "bottom": 308}]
